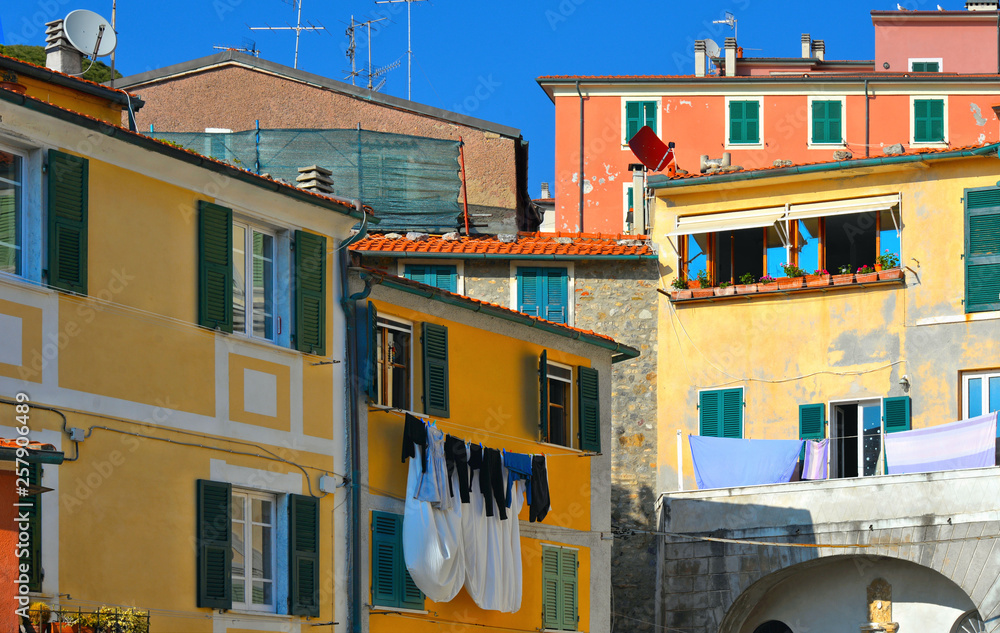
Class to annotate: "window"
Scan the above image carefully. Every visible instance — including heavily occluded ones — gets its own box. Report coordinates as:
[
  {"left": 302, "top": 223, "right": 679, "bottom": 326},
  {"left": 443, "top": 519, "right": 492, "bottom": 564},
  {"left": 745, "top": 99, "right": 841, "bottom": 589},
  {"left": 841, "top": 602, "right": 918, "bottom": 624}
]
[
  {"left": 0, "top": 148, "right": 24, "bottom": 275},
  {"left": 624, "top": 100, "right": 657, "bottom": 143},
  {"left": 538, "top": 352, "right": 601, "bottom": 452},
  {"left": 913, "top": 97, "right": 946, "bottom": 144},
  {"left": 963, "top": 187, "right": 1000, "bottom": 313},
  {"left": 828, "top": 396, "right": 909, "bottom": 478},
  {"left": 376, "top": 317, "right": 412, "bottom": 410},
  {"left": 963, "top": 371, "right": 1000, "bottom": 419},
  {"left": 728, "top": 98, "right": 761, "bottom": 146},
  {"left": 517, "top": 266, "right": 569, "bottom": 324},
  {"left": 231, "top": 489, "right": 276, "bottom": 611},
  {"left": 196, "top": 480, "right": 319, "bottom": 615},
  {"left": 371, "top": 511, "right": 424, "bottom": 610},
  {"left": 810, "top": 99, "right": 844, "bottom": 145},
  {"left": 47, "top": 149, "right": 89, "bottom": 294},
  {"left": 233, "top": 221, "right": 275, "bottom": 340},
  {"left": 909, "top": 59, "right": 941, "bottom": 72},
  {"left": 542, "top": 545, "right": 578, "bottom": 631},
  {"left": 404, "top": 264, "right": 457, "bottom": 292},
  {"left": 699, "top": 388, "right": 742, "bottom": 438}
]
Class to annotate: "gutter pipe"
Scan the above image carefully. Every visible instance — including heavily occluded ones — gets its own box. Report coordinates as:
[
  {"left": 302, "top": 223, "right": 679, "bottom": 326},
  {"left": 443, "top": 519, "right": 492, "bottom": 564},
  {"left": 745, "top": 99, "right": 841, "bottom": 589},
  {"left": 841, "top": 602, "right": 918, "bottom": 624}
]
[
  {"left": 576, "top": 81, "right": 585, "bottom": 232},
  {"left": 649, "top": 144, "right": 1000, "bottom": 189}
]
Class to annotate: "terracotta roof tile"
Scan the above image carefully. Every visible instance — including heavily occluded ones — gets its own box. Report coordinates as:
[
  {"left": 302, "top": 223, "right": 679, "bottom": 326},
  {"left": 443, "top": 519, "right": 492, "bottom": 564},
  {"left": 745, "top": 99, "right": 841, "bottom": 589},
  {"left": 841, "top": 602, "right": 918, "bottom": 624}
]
[
  {"left": 538, "top": 71, "right": 1000, "bottom": 81},
  {"left": 0, "top": 51, "right": 139, "bottom": 99},
  {"left": 352, "top": 232, "right": 655, "bottom": 257}
]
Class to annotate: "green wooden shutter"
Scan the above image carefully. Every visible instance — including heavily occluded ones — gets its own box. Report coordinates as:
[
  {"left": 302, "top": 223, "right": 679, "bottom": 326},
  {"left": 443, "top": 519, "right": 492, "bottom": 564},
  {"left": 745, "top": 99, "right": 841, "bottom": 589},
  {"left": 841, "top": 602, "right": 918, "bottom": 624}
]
[
  {"left": 542, "top": 546, "right": 560, "bottom": 629},
  {"left": 518, "top": 268, "right": 540, "bottom": 317},
  {"left": 812, "top": 101, "right": 841, "bottom": 144},
  {"left": 544, "top": 268, "right": 568, "bottom": 324},
  {"left": 730, "top": 101, "right": 759, "bottom": 144},
  {"left": 722, "top": 388, "right": 742, "bottom": 438},
  {"left": 643, "top": 101, "right": 657, "bottom": 135},
  {"left": 0, "top": 192, "right": 17, "bottom": 273},
  {"left": 913, "top": 61, "right": 940, "bottom": 72},
  {"left": 197, "top": 201, "right": 233, "bottom": 332},
  {"left": 404, "top": 265, "right": 428, "bottom": 286},
  {"left": 578, "top": 366, "right": 601, "bottom": 453},
  {"left": 367, "top": 301, "right": 379, "bottom": 398},
  {"left": 289, "top": 494, "right": 320, "bottom": 616},
  {"left": 965, "top": 188, "right": 1000, "bottom": 313},
  {"left": 196, "top": 479, "right": 232, "bottom": 609},
  {"left": 626, "top": 101, "right": 643, "bottom": 142},
  {"left": 745, "top": 100, "right": 760, "bottom": 143},
  {"left": 884, "top": 396, "right": 911, "bottom": 434},
  {"left": 700, "top": 388, "right": 743, "bottom": 438},
  {"left": 47, "top": 149, "right": 88, "bottom": 294},
  {"left": 422, "top": 322, "right": 449, "bottom": 417},
  {"left": 400, "top": 560, "right": 424, "bottom": 610},
  {"left": 539, "top": 350, "right": 549, "bottom": 441},
  {"left": 559, "top": 548, "right": 579, "bottom": 630},
  {"left": 729, "top": 100, "right": 744, "bottom": 143},
  {"left": 433, "top": 266, "right": 458, "bottom": 293},
  {"left": 294, "top": 230, "right": 327, "bottom": 355},
  {"left": 799, "top": 403, "right": 826, "bottom": 460},
  {"left": 25, "top": 463, "right": 42, "bottom": 592},
  {"left": 371, "top": 512, "right": 398, "bottom": 607},
  {"left": 915, "top": 99, "right": 944, "bottom": 142},
  {"left": 699, "top": 390, "right": 721, "bottom": 437}
]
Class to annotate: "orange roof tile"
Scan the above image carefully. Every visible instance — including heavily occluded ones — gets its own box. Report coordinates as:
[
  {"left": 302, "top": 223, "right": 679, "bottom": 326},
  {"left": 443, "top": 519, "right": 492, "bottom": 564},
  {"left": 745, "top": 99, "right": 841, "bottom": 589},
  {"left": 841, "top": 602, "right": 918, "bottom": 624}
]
[
  {"left": 352, "top": 232, "right": 655, "bottom": 257},
  {"left": 0, "top": 51, "right": 140, "bottom": 100}
]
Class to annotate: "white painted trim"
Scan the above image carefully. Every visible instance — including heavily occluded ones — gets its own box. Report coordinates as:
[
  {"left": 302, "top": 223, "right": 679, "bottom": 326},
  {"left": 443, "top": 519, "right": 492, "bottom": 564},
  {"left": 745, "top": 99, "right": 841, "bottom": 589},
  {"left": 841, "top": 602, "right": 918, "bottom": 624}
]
[
  {"left": 545, "top": 358, "right": 575, "bottom": 449},
  {"left": 806, "top": 95, "right": 848, "bottom": 148},
  {"left": 212, "top": 612, "right": 299, "bottom": 633},
  {"left": 548, "top": 81, "right": 1000, "bottom": 99},
  {"left": 909, "top": 94, "right": 949, "bottom": 148},
  {"left": 620, "top": 97, "right": 663, "bottom": 146},
  {"left": 374, "top": 313, "right": 415, "bottom": 411},
  {"left": 210, "top": 458, "right": 304, "bottom": 495},
  {"left": 908, "top": 57, "right": 943, "bottom": 72},
  {"left": 0, "top": 137, "right": 45, "bottom": 284},
  {"left": 622, "top": 182, "right": 634, "bottom": 233},
  {"left": 827, "top": 398, "right": 884, "bottom": 478},
  {"left": 508, "top": 261, "right": 576, "bottom": 327},
  {"left": 396, "top": 258, "right": 466, "bottom": 295},
  {"left": 960, "top": 370, "right": 1000, "bottom": 419},
  {"left": 724, "top": 96, "right": 765, "bottom": 150},
  {"left": 914, "top": 310, "right": 1000, "bottom": 326}
]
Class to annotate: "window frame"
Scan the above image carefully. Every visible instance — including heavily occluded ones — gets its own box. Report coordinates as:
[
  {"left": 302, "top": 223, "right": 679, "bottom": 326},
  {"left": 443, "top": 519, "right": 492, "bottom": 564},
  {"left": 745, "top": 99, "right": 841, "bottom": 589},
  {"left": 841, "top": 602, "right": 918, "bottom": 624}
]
[
  {"left": 807, "top": 96, "right": 847, "bottom": 148},
  {"left": 0, "top": 146, "right": 25, "bottom": 277},
  {"left": 725, "top": 96, "right": 764, "bottom": 149},
  {"left": 623, "top": 183, "right": 635, "bottom": 234},
  {"left": 509, "top": 261, "right": 575, "bottom": 326},
  {"left": 230, "top": 488, "right": 279, "bottom": 613},
  {"left": 961, "top": 369, "right": 1000, "bottom": 419},
  {"left": 910, "top": 95, "right": 948, "bottom": 147},
  {"left": 375, "top": 315, "right": 414, "bottom": 410},
  {"left": 621, "top": 98, "right": 660, "bottom": 145},
  {"left": 397, "top": 258, "right": 464, "bottom": 294},
  {"left": 908, "top": 58, "right": 942, "bottom": 72},
  {"left": 0, "top": 138, "right": 52, "bottom": 285},
  {"left": 697, "top": 387, "right": 743, "bottom": 438},
  {"left": 546, "top": 360, "right": 575, "bottom": 449},
  {"left": 231, "top": 217, "right": 280, "bottom": 342}
]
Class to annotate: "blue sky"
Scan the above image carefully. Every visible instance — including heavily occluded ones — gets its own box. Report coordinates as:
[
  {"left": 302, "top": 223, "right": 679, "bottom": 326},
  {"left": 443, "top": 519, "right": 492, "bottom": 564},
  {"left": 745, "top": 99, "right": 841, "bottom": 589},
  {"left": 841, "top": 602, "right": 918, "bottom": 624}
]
[{"left": 3, "top": 0, "right": 930, "bottom": 196}]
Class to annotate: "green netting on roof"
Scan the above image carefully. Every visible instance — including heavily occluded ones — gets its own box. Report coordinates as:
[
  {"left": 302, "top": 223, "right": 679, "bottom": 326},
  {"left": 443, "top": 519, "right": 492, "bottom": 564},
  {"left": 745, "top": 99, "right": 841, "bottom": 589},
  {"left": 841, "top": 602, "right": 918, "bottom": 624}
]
[{"left": 151, "top": 128, "right": 462, "bottom": 231}]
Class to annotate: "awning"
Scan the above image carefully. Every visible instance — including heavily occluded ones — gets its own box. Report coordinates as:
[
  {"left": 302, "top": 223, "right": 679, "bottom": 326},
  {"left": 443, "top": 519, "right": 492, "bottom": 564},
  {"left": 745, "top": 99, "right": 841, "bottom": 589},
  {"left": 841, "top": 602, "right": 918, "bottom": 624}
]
[
  {"left": 785, "top": 194, "right": 900, "bottom": 222},
  {"left": 669, "top": 206, "right": 785, "bottom": 237}
]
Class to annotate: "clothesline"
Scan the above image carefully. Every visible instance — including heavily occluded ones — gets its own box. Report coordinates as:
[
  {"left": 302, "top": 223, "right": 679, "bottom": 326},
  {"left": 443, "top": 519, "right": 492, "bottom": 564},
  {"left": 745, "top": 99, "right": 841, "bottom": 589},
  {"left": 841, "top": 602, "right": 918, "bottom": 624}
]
[{"left": 371, "top": 405, "right": 597, "bottom": 457}]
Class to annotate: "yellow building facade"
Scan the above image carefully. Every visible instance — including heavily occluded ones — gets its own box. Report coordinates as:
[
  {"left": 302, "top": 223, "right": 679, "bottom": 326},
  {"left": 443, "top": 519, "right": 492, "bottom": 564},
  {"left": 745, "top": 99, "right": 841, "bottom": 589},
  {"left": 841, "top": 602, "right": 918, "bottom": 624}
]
[
  {"left": 650, "top": 148, "right": 1000, "bottom": 492},
  {"left": 1, "top": 57, "right": 364, "bottom": 632}
]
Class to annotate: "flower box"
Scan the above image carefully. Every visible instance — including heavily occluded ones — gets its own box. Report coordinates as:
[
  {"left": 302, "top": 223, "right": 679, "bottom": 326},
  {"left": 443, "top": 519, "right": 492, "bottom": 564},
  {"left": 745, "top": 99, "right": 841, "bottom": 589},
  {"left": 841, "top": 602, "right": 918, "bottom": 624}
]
[
  {"left": 714, "top": 286, "right": 736, "bottom": 297},
  {"left": 671, "top": 289, "right": 693, "bottom": 300},
  {"left": 759, "top": 281, "right": 779, "bottom": 292},
  {"left": 805, "top": 274, "right": 831, "bottom": 288},
  {"left": 856, "top": 271, "right": 879, "bottom": 284},
  {"left": 777, "top": 277, "right": 804, "bottom": 290},
  {"left": 735, "top": 284, "right": 757, "bottom": 294},
  {"left": 832, "top": 273, "right": 854, "bottom": 286},
  {"left": 691, "top": 288, "right": 715, "bottom": 299},
  {"left": 878, "top": 268, "right": 904, "bottom": 281}
]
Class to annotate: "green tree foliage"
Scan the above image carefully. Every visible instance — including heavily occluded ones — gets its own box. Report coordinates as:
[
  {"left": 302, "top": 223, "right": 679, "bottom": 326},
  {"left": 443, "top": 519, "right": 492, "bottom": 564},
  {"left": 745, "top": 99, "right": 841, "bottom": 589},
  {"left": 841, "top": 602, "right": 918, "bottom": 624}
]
[{"left": 0, "top": 44, "right": 122, "bottom": 84}]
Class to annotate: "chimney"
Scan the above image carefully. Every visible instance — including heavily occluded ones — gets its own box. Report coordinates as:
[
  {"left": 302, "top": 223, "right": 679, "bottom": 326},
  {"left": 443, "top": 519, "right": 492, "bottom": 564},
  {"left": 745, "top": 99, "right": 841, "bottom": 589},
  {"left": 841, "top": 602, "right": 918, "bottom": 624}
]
[
  {"left": 694, "top": 40, "right": 707, "bottom": 77},
  {"left": 801, "top": 33, "right": 812, "bottom": 58},
  {"left": 629, "top": 164, "right": 646, "bottom": 235},
  {"left": 45, "top": 20, "right": 83, "bottom": 75},
  {"left": 296, "top": 165, "right": 335, "bottom": 195},
  {"left": 541, "top": 182, "right": 551, "bottom": 199},
  {"left": 812, "top": 39, "right": 825, "bottom": 61},
  {"left": 967, "top": 0, "right": 999, "bottom": 9},
  {"left": 724, "top": 37, "right": 737, "bottom": 77}
]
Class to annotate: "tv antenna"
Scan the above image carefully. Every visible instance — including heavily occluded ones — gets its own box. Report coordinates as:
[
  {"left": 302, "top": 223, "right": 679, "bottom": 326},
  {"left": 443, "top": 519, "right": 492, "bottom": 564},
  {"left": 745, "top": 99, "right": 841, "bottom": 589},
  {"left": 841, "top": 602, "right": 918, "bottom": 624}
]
[
  {"left": 343, "top": 16, "right": 398, "bottom": 91},
  {"left": 249, "top": 0, "right": 327, "bottom": 69},
  {"left": 62, "top": 9, "right": 117, "bottom": 77},
  {"left": 214, "top": 38, "right": 260, "bottom": 58},
  {"left": 712, "top": 11, "right": 737, "bottom": 43},
  {"left": 373, "top": 0, "right": 426, "bottom": 100}
]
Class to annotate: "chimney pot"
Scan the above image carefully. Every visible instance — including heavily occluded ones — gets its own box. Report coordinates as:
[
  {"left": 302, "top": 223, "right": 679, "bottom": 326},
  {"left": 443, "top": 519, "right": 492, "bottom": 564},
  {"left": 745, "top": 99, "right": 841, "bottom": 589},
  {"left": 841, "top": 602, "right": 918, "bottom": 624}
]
[
  {"left": 45, "top": 19, "right": 83, "bottom": 75},
  {"left": 541, "top": 182, "right": 551, "bottom": 199},
  {"left": 812, "top": 39, "right": 826, "bottom": 61},
  {"left": 694, "top": 40, "right": 707, "bottom": 77},
  {"left": 801, "top": 33, "right": 812, "bottom": 58},
  {"left": 296, "top": 165, "right": 335, "bottom": 195},
  {"left": 966, "top": 0, "right": 999, "bottom": 9},
  {"left": 724, "top": 37, "right": 737, "bottom": 77}
]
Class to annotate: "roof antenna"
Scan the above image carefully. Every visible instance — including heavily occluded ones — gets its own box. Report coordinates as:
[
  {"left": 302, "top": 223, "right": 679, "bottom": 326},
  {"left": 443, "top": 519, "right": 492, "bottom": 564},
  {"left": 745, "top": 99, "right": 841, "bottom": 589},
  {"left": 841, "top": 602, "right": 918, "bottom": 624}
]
[
  {"left": 373, "top": 0, "right": 427, "bottom": 100},
  {"left": 249, "top": 0, "right": 326, "bottom": 69},
  {"left": 712, "top": 11, "right": 737, "bottom": 43},
  {"left": 213, "top": 38, "right": 260, "bottom": 58}
]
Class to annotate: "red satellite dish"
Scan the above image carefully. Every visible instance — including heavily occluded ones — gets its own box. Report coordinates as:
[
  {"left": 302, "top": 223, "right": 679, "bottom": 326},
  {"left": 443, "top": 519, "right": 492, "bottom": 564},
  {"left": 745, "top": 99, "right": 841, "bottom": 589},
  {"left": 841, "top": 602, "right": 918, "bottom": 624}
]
[{"left": 628, "top": 126, "right": 676, "bottom": 174}]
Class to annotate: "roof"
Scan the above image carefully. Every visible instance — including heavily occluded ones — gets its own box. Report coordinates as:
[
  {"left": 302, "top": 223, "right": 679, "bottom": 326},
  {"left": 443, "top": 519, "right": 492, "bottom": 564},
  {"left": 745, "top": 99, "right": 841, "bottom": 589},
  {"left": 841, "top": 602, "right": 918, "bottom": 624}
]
[
  {"left": 116, "top": 50, "right": 521, "bottom": 139},
  {"left": 351, "top": 232, "right": 655, "bottom": 259},
  {"left": 0, "top": 439, "right": 64, "bottom": 464},
  {"left": 0, "top": 86, "right": 373, "bottom": 221},
  {"left": 649, "top": 143, "right": 1000, "bottom": 189},
  {"left": 0, "top": 52, "right": 142, "bottom": 111},
  {"left": 358, "top": 268, "right": 641, "bottom": 363}
]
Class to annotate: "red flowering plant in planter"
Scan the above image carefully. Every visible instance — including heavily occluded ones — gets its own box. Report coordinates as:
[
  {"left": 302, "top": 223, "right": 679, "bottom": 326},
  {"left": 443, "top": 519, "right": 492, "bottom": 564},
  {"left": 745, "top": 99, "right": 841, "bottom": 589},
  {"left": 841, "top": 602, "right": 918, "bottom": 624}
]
[
  {"left": 856, "top": 264, "right": 879, "bottom": 283},
  {"left": 691, "top": 270, "right": 715, "bottom": 298},
  {"left": 670, "top": 276, "right": 692, "bottom": 300},
  {"left": 806, "top": 268, "right": 831, "bottom": 288},
  {"left": 758, "top": 274, "right": 778, "bottom": 291},
  {"left": 832, "top": 264, "right": 854, "bottom": 285},
  {"left": 875, "top": 250, "right": 904, "bottom": 280}
]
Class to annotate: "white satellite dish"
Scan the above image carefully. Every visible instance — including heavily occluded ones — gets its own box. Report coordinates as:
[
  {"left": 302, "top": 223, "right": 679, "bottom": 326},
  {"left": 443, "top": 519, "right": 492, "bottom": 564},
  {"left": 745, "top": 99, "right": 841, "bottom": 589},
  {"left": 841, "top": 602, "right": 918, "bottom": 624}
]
[
  {"left": 704, "top": 39, "right": 722, "bottom": 59},
  {"left": 63, "top": 9, "right": 117, "bottom": 58}
]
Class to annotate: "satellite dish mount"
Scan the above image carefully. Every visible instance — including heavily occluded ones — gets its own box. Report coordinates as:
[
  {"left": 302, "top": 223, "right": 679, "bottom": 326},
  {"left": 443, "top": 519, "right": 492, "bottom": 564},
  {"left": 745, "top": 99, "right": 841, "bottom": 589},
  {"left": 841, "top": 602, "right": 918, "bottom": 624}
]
[{"left": 63, "top": 9, "right": 118, "bottom": 60}]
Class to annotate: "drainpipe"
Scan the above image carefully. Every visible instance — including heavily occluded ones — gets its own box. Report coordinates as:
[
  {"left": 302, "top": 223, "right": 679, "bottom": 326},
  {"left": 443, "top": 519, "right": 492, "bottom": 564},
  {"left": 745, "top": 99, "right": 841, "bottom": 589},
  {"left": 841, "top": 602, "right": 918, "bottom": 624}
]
[
  {"left": 865, "top": 79, "right": 870, "bottom": 158},
  {"left": 576, "top": 80, "right": 585, "bottom": 233}
]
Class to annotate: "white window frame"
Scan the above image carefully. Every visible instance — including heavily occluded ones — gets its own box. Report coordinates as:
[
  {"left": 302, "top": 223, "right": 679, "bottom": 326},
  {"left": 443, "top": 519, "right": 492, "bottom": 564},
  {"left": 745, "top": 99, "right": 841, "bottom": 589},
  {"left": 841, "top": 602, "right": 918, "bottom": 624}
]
[
  {"left": 620, "top": 96, "right": 662, "bottom": 147},
  {"left": 0, "top": 139, "right": 43, "bottom": 285},
  {"left": 724, "top": 96, "right": 765, "bottom": 150},
  {"left": 375, "top": 315, "right": 414, "bottom": 411},
  {"left": 909, "top": 94, "right": 949, "bottom": 149},
  {"left": 508, "top": 261, "right": 576, "bottom": 327},
  {"left": 827, "top": 397, "right": 885, "bottom": 479},
  {"left": 232, "top": 218, "right": 280, "bottom": 343},
  {"left": 545, "top": 360, "right": 575, "bottom": 449},
  {"left": 806, "top": 96, "right": 848, "bottom": 149},
  {"left": 623, "top": 182, "right": 634, "bottom": 234},
  {"left": 0, "top": 147, "right": 25, "bottom": 277},
  {"left": 908, "top": 58, "right": 943, "bottom": 72},
  {"left": 962, "top": 369, "right": 1000, "bottom": 419},
  {"left": 397, "top": 258, "right": 465, "bottom": 295},
  {"left": 205, "top": 128, "right": 233, "bottom": 162},
  {"left": 231, "top": 488, "right": 279, "bottom": 613}
]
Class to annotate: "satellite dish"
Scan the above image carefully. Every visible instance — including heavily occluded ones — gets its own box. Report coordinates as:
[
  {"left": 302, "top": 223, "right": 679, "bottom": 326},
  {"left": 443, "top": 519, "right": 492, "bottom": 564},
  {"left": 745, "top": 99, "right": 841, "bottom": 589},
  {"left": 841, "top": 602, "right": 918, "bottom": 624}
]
[
  {"left": 63, "top": 9, "right": 117, "bottom": 58},
  {"left": 704, "top": 39, "right": 722, "bottom": 59}
]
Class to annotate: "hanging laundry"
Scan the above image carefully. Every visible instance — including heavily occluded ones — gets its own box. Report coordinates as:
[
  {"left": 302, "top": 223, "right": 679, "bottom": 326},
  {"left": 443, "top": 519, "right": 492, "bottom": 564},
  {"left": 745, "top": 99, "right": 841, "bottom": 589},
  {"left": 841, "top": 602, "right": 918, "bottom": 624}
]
[
  {"left": 462, "top": 452, "right": 489, "bottom": 606},
  {"left": 402, "top": 441, "right": 466, "bottom": 603},
  {"left": 503, "top": 451, "right": 533, "bottom": 509},
  {"left": 444, "top": 434, "right": 471, "bottom": 503},
  {"left": 401, "top": 413, "right": 428, "bottom": 473},
  {"left": 802, "top": 439, "right": 829, "bottom": 480},
  {"left": 689, "top": 435, "right": 804, "bottom": 489},
  {"left": 415, "top": 425, "right": 451, "bottom": 507},
  {"left": 480, "top": 447, "right": 508, "bottom": 520},
  {"left": 529, "top": 455, "right": 550, "bottom": 523},
  {"left": 884, "top": 412, "right": 997, "bottom": 475},
  {"left": 478, "top": 469, "right": 524, "bottom": 612}
]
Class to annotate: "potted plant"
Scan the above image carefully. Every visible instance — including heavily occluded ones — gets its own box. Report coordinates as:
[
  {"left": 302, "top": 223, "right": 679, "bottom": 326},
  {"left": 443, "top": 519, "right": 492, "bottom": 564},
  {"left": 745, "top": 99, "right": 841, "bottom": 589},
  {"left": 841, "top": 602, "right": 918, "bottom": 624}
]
[
  {"left": 735, "top": 272, "right": 757, "bottom": 294},
  {"left": 778, "top": 263, "right": 806, "bottom": 290},
  {"left": 30, "top": 602, "right": 51, "bottom": 632},
  {"left": 714, "top": 281, "right": 736, "bottom": 296},
  {"left": 670, "top": 276, "right": 692, "bottom": 300},
  {"left": 805, "top": 268, "right": 831, "bottom": 288},
  {"left": 856, "top": 264, "right": 879, "bottom": 283},
  {"left": 758, "top": 274, "right": 778, "bottom": 292},
  {"left": 875, "top": 250, "right": 903, "bottom": 280},
  {"left": 691, "top": 270, "right": 714, "bottom": 298},
  {"left": 832, "top": 264, "right": 855, "bottom": 286},
  {"left": 69, "top": 607, "right": 149, "bottom": 633}
]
